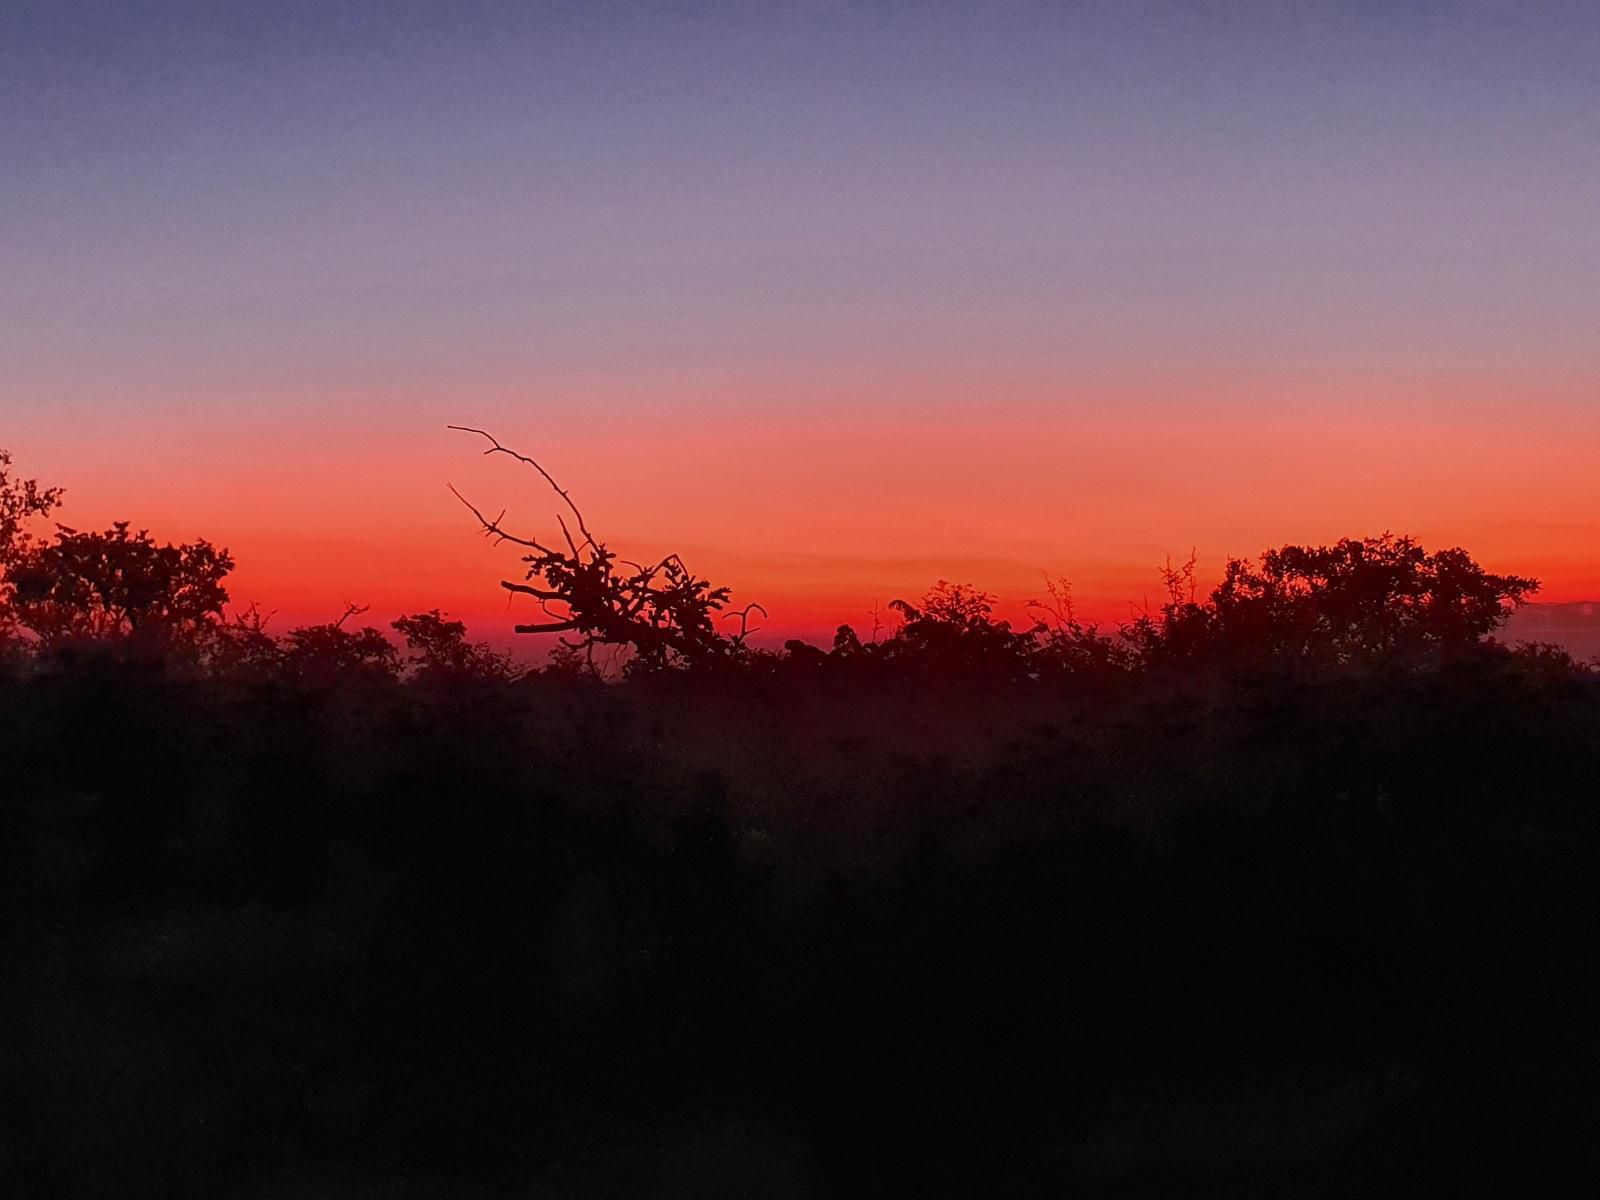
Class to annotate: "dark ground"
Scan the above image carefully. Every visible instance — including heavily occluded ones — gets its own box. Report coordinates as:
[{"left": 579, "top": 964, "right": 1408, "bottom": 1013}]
[{"left": 4, "top": 652, "right": 1598, "bottom": 1197}]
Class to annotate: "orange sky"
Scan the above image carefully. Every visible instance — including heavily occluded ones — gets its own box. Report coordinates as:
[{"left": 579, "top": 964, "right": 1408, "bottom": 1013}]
[
  {"left": 11, "top": 370, "right": 1599, "bottom": 653},
  {"left": 7, "top": 4, "right": 1598, "bottom": 656}
]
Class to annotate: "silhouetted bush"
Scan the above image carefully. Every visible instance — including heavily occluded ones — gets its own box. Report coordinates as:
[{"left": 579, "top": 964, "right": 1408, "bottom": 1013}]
[{"left": 3, "top": 446, "right": 1598, "bottom": 1196}]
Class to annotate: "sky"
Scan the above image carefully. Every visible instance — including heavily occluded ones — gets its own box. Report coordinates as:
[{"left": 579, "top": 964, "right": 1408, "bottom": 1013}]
[{"left": 3, "top": 1, "right": 1597, "bottom": 647}]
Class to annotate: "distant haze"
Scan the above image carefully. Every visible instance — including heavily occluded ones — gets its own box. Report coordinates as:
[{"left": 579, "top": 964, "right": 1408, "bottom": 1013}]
[{"left": 1507, "top": 602, "right": 1600, "bottom": 662}]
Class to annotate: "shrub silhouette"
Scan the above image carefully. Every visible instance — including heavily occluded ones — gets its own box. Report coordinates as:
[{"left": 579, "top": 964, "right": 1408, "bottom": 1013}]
[
  {"left": 0, "top": 443, "right": 1555, "bottom": 684},
  {"left": 393, "top": 608, "right": 519, "bottom": 682},
  {"left": 274, "top": 602, "right": 401, "bottom": 686},
  {"left": 1026, "top": 574, "right": 1130, "bottom": 677},
  {"left": 877, "top": 580, "right": 1039, "bottom": 678},
  {"left": 5, "top": 442, "right": 1599, "bottom": 1196},
  {"left": 204, "top": 602, "right": 283, "bottom": 679}
]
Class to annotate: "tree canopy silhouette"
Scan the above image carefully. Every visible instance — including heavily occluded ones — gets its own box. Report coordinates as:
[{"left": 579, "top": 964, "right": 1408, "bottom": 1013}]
[
  {"left": 392, "top": 608, "right": 519, "bottom": 681},
  {"left": 0, "top": 448, "right": 65, "bottom": 644},
  {"left": 0, "top": 444, "right": 1557, "bottom": 680},
  {"left": 3, "top": 449, "right": 238, "bottom": 652},
  {"left": 6, "top": 520, "right": 235, "bottom": 651},
  {"left": 879, "top": 580, "right": 1039, "bottom": 678},
  {"left": 5, "top": 442, "right": 1595, "bottom": 1198},
  {"left": 1127, "top": 534, "right": 1539, "bottom": 669}
]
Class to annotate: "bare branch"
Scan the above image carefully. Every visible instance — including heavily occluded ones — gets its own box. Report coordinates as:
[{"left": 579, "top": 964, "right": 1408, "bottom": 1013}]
[
  {"left": 513, "top": 619, "right": 579, "bottom": 635},
  {"left": 499, "top": 580, "right": 565, "bottom": 601},
  {"left": 555, "top": 512, "right": 580, "bottom": 558},
  {"left": 452, "top": 424, "right": 751, "bottom": 669},
  {"left": 446, "top": 483, "right": 559, "bottom": 554},
  {"left": 448, "top": 426, "right": 598, "bottom": 551},
  {"left": 721, "top": 602, "right": 769, "bottom": 645},
  {"left": 335, "top": 602, "right": 369, "bottom": 629}
]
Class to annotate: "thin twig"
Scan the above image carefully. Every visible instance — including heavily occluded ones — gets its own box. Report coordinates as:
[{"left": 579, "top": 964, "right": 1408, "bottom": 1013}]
[
  {"left": 448, "top": 426, "right": 598, "bottom": 550},
  {"left": 446, "top": 483, "right": 558, "bottom": 555}
]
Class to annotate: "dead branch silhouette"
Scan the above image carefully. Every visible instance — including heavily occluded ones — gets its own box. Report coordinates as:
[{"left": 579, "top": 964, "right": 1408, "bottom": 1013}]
[{"left": 447, "top": 426, "right": 750, "bottom": 666}]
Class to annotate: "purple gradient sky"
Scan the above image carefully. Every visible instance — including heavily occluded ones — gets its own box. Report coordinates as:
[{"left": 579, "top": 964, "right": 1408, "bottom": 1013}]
[{"left": 3, "top": 2, "right": 1597, "bottom": 639}]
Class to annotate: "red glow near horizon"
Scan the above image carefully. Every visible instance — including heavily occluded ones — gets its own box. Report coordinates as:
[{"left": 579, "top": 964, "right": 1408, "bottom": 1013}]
[
  {"left": 7, "top": 3, "right": 1598, "bottom": 656},
  {"left": 11, "top": 384, "right": 1600, "bottom": 654}
]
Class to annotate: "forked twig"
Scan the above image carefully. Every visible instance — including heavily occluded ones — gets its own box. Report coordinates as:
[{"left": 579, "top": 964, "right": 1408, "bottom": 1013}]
[{"left": 448, "top": 425, "right": 598, "bottom": 551}]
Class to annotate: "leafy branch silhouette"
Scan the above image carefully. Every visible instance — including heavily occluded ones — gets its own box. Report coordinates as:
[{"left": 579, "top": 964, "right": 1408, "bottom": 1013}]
[{"left": 447, "top": 426, "right": 748, "bottom": 672}]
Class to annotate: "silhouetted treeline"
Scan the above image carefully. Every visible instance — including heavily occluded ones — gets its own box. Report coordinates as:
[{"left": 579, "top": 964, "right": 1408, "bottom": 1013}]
[
  {"left": 0, "top": 444, "right": 1567, "bottom": 681},
  {"left": 4, "top": 450, "right": 1599, "bottom": 1196}
]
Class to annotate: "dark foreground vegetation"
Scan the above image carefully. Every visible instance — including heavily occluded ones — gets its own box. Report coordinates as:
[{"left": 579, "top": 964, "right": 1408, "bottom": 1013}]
[{"left": 4, "top": 447, "right": 1599, "bottom": 1196}]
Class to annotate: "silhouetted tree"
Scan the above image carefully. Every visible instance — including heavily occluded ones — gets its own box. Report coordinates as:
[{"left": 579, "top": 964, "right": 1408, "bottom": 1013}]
[
  {"left": 884, "top": 580, "right": 1039, "bottom": 677},
  {"left": 448, "top": 426, "right": 750, "bottom": 672},
  {"left": 542, "top": 640, "right": 596, "bottom": 678},
  {"left": 393, "top": 609, "right": 519, "bottom": 681},
  {"left": 0, "top": 448, "right": 65, "bottom": 645},
  {"left": 205, "top": 602, "right": 283, "bottom": 679},
  {"left": 1027, "top": 574, "right": 1130, "bottom": 676},
  {"left": 832, "top": 623, "right": 867, "bottom": 656},
  {"left": 7, "top": 443, "right": 1599, "bottom": 1196},
  {"left": 277, "top": 603, "right": 399, "bottom": 685},
  {"left": 6, "top": 520, "right": 234, "bottom": 652},
  {"left": 1128, "top": 534, "right": 1538, "bottom": 669},
  {"left": 0, "top": 449, "right": 63, "bottom": 559}
]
